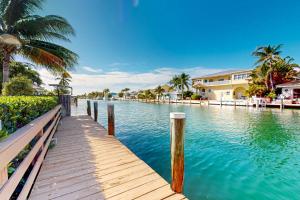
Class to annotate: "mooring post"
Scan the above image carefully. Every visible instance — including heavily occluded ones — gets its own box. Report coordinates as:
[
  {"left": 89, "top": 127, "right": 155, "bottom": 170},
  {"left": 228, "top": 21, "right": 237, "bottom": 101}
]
[
  {"left": 107, "top": 104, "right": 115, "bottom": 136},
  {"left": 280, "top": 98, "right": 284, "bottom": 110},
  {"left": 93, "top": 101, "right": 98, "bottom": 122},
  {"left": 256, "top": 99, "right": 260, "bottom": 109},
  {"left": 87, "top": 100, "right": 91, "bottom": 116},
  {"left": 170, "top": 112, "right": 185, "bottom": 193},
  {"left": 75, "top": 97, "right": 78, "bottom": 107}
]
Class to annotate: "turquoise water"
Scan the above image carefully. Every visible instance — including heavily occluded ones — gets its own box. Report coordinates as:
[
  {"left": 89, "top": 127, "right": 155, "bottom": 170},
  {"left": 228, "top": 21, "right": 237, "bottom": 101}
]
[{"left": 73, "top": 100, "right": 300, "bottom": 200}]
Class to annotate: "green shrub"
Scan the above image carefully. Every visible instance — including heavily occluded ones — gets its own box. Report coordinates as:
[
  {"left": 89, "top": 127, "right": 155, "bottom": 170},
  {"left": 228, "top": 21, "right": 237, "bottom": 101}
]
[
  {"left": 191, "top": 94, "right": 201, "bottom": 100},
  {"left": 0, "top": 96, "right": 58, "bottom": 139},
  {"left": 2, "top": 75, "right": 34, "bottom": 96},
  {"left": 267, "top": 91, "right": 277, "bottom": 99}
]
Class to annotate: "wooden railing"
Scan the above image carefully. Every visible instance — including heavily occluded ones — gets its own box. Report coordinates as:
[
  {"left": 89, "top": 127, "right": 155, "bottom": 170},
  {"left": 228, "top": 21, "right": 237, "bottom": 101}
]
[{"left": 0, "top": 105, "right": 61, "bottom": 200}]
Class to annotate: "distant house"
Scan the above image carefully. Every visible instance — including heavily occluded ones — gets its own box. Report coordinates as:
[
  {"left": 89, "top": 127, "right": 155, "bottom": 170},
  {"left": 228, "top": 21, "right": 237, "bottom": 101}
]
[
  {"left": 276, "top": 81, "right": 300, "bottom": 100},
  {"left": 192, "top": 69, "right": 252, "bottom": 100}
]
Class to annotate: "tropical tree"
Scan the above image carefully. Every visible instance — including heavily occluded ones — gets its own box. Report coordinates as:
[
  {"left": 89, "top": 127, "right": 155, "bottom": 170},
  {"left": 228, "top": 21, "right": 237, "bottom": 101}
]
[
  {"left": 154, "top": 85, "right": 164, "bottom": 101},
  {"left": 170, "top": 73, "right": 190, "bottom": 100},
  {"left": 252, "top": 45, "right": 282, "bottom": 91},
  {"left": 2, "top": 75, "right": 34, "bottom": 96},
  {"left": 0, "top": 0, "right": 78, "bottom": 83},
  {"left": 57, "top": 71, "right": 71, "bottom": 86},
  {"left": 248, "top": 55, "right": 299, "bottom": 97},
  {"left": 0, "top": 61, "right": 42, "bottom": 88},
  {"left": 121, "top": 88, "right": 130, "bottom": 99},
  {"left": 103, "top": 88, "right": 110, "bottom": 97}
]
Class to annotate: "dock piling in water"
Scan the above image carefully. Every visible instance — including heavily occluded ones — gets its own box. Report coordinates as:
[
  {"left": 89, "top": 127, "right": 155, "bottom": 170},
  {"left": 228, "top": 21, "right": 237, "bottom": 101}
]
[
  {"left": 170, "top": 112, "right": 185, "bottom": 193},
  {"left": 280, "top": 98, "right": 285, "bottom": 110},
  {"left": 107, "top": 104, "right": 115, "bottom": 136},
  {"left": 87, "top": 100, "right": 91, "bottom": 116},
  {"left": 93, "top": 101, "right": 98, "bottom": 122}
]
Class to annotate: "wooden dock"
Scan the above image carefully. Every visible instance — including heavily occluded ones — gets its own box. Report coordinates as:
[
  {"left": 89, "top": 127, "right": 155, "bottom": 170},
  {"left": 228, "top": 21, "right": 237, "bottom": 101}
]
[{"left": 29, "top": 116, "right": 187, "bottom": 200}]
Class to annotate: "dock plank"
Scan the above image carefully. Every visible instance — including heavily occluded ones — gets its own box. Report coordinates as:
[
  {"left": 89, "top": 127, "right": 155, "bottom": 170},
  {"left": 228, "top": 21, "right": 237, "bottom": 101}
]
[{"left": 29, "top": 116, "right": 187, "bottom": 200}]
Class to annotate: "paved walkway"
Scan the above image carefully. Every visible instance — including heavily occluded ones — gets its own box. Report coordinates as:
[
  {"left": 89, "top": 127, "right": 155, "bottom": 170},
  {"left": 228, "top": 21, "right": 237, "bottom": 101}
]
[{"left": 29, "top": 116, "right": 187, "bottom": 200}]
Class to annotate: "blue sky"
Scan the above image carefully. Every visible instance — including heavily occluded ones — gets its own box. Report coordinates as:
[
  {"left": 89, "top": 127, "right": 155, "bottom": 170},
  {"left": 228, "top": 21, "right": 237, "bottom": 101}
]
[{"left": 29, "top": 0, "right": 300, "bottom": 94}]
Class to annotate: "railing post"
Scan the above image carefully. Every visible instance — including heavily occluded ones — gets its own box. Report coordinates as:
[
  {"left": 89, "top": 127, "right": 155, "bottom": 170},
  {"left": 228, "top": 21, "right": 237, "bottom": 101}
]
[
  {"left": 170, "top": 112, "right": 185, "bottom": 193},
  {"left": 107, "top": 104, "right": 115, "bottom": 136},
  {"left": 94, "top": 101, "right": 98, "bottom": 122},
  {"left": 87, "top": 100, "right": 91, "bottom": 116}
]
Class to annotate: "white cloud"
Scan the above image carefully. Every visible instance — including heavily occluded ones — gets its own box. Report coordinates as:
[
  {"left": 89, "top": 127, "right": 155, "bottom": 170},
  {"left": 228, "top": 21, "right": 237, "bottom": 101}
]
[
  {"left": 82, "top": 66, "right": 103, "bottom": 73},
  {"left": 39, "top": 66, "right": 223, "bottom": 95}
]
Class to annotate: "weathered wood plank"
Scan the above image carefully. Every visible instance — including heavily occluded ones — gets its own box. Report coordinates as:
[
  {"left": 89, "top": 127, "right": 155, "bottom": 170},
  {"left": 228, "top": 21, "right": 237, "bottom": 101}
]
[{"left": 29, "top": 116, "right": 188, "bottom": 200}]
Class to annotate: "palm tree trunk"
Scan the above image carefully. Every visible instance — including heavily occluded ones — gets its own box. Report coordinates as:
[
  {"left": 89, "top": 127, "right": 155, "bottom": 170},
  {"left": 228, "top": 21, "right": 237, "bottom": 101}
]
[
  {"left": 2, "top": 50, "right": 11, "bottom": 83},
  {"left": 270, "top": 72, "right": 274, "bottom": 91}
]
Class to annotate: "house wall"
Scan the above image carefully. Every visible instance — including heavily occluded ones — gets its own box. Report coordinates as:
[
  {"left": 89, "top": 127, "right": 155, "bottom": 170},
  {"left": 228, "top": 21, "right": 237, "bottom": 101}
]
[{"left": 198, "top": 84, "right": 249, "bottom": 100}]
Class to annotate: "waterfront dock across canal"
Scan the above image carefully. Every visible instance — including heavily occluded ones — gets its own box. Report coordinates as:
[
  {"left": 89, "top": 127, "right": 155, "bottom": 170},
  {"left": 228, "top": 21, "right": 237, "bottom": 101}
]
[{"left": 29, "top": 115, "right": 187, "bottom": 200}]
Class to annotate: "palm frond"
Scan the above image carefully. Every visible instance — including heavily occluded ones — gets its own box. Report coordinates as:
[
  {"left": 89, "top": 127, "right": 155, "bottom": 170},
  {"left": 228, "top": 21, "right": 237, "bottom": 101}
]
[
  {"left": 15, "top": 15, "right": 75, "bottom": 41},
  {"left": 20, "top": 45, "right": 66, "bottom": 74},
  {"left": 22, "top": 39, "right": 78, "bottom": 68},
  {"left": 3, "top": 0, "right": 44, "bottom": 26}
]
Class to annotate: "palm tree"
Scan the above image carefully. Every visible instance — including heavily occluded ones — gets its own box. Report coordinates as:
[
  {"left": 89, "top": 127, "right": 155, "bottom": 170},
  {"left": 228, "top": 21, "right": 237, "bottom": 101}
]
[
  {"left": 170, "top": 73, "right": 190, "bottom": 100},
  {"left": 252, "top": 45, "right": 282, "bottom": 91},
  {"left": 154, "top": 85, "right": 164, "bottom": 101},
  {"left": 103, "top": 88, "right": 110, "bottom": 97},
  {"left": 121, "top": 88, "right": 130, "bottom": 99},
  {"left": 56, "top": 71, "right": 71, "bottom": 87},
  {"left": 0, "top": 0, "right": 78, "bottom": 83}
]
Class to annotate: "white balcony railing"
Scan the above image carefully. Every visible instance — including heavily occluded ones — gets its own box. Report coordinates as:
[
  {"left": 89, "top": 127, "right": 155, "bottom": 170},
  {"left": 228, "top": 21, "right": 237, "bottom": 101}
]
[{"left": 194, "top": 80, "right": 231, "bottom": 86}]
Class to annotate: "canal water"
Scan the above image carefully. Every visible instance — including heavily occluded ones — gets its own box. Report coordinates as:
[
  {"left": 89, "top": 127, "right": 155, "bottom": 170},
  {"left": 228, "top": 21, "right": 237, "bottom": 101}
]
[{"left": 73, "top": 100, "right": 300, "bottom": 200}]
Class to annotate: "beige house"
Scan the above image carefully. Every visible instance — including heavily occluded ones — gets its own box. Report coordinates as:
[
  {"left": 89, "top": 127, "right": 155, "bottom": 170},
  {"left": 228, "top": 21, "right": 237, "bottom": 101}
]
[{"left": 192, "top": 69, "right": 252, "bottom": 100}]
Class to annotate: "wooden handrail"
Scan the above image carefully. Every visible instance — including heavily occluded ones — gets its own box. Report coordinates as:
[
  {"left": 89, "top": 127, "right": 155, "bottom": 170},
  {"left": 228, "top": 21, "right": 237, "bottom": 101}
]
[{"left": 0, "top": 105, "right": 61, "bottom": 200}]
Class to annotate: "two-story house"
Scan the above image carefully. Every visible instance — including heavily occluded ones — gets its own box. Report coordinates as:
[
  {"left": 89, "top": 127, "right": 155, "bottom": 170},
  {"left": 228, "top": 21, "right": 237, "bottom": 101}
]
[{"left": 192, "top": 69, "right": 252, "bottom": 100}]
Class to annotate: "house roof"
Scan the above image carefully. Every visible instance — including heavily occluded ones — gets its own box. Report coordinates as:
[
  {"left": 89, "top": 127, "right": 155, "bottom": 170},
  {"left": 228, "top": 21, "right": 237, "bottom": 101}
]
[
  {"left": 276, "top": 81, "right": 300, "bottom": 88},
  {"left": 192, "top": 69, "right": 252, "bottom": 79}
]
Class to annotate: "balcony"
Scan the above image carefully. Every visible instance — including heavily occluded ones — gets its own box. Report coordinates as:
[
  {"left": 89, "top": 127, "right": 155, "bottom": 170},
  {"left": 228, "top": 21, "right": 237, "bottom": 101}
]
[{"left": 194, "top": 80, "right": 231, "bottom": 86}]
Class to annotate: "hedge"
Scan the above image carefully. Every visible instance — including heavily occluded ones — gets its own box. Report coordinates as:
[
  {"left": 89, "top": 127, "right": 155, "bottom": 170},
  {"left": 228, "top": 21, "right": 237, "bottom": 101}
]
[{"left": 0, "top": 96, "right": 58, "bottom": 140}]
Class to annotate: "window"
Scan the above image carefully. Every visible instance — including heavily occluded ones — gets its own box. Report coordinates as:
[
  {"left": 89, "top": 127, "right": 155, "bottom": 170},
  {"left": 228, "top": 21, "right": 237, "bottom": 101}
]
[
  {"left": 202, "top": 89, "right": 205, "bottom": 92},
  {"left": 218, "top": 79, "right": 224, "bottom": 81},
  {"left": 234, "top": 73, "right": 250, "bottom": 80},
  {"left": 204, "top": 79, "right": 208, "bottom": 83},
  {"left": 209, "top": 79, "right": 213, "bottom": 82},
  {"left": 226, "top": 91, "right": 230, "bottom": 95},
  {"left": 208, "top": 89, "right": 212, "bottom": 93}
]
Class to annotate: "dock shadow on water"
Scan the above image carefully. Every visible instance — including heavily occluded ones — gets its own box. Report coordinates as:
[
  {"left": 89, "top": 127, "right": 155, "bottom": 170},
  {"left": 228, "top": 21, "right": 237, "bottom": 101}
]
[{"left": 73, "top": 100, "right": 300, "bottom": 200}]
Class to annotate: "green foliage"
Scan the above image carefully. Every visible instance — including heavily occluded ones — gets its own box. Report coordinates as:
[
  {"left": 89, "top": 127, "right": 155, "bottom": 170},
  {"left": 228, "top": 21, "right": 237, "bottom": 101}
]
[
  {"left": 191, "top": 93, "right": 201, "bottom": 100},
  {"left": 249, "top": 45, "right": 299, "bottom": 97},
  {"left": 87, "top": 91, "right": 103, "bottom": 99},
  {"left": 118, "top": 92, "right": 124, "bottom": 98},
  {"left": 184, "top": 90, "right": 194, "bottom": 98},
  {"left": 0, "top": 0, "right": 78, "bottom": 83},
  {"left": 0, "top": 96, "right": 58, "bottom": 139},
  {"left": 0, "top": 61, "right": 42, "bottom": 88},
  {"left": 2, "top": 75, "right": 34, "bottom": 96},
  {"left": 267, "top": 91, "right": 277, "bottom": 99},
  {"left": 246, "top": 84, "right": 268, "bottom": 97},
  {"left": 169, "top": 73, "right": 190, "bottom": 99}
]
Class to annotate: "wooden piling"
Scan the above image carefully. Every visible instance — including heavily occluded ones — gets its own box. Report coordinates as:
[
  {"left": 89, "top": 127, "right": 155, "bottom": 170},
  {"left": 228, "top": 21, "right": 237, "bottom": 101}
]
[
  {"left": 280, "top": 98, "right": 284, "bottom": 110},
  {"left": 87, "top": 100, "right": 91, "bottom": 116},
  {"left": 256, "top": 99, "right": 259, "bottom": 109},
  {"left": 107, "top": 104, "right": 115, "bottom": 136},
  {"left": 170, "top": 112, "right": 185, "bottom": 193},
  {"left": 93, "top": 101, "right": 98, "bottom": 122}
]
